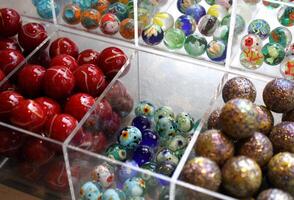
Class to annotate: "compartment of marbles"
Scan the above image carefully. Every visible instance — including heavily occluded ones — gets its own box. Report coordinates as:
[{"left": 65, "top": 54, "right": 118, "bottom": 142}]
[
  {"left": 177, "top": 72, "right": 291, "bottom": 200},
  {"left": 1, "top": 0, "right": 60, "bottom": 22},
  {"left": 230, "top": 0, "right": 294, "bottom": 79},
  {"left": 57, "top": 0, "right": 135, "bottom": 44},
  {"left": 67, "top": 50, "right": 225, "bottom": 188},
  {"left": 138, "top": 0, "right": 235, "bottom": 66}
]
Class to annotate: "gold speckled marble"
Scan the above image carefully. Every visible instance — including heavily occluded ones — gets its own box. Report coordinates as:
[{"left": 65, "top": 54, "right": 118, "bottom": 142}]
[
  {"left": 283, "top": 109, "right": 294, "bottom": 122},
  {"left": 207, "top": 108, "right": 221, "bottom": 129},
  {"left": 256, "top": 105, "right": 274, "bottom": 135},
  {"left": 269, "top": 122, "right": 294, "bottom": 153},
  {"left": 257, "top": 189, "right": 293, "bottom": 200}
]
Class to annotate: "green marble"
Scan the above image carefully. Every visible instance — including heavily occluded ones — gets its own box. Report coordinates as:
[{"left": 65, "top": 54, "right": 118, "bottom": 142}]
[
  {"left": 184, "top": 34, "right": 207, "bottom": 57},
  {"left": 164, "top": 28, "right": 186, "bottom": 50},
  {"left": 221, "top": 14, "right": 245, "bottom": 35},
  {"left": 262, "top": 43, "right": 286, "bottom": 66},
  {"left": 205, "top": 0, "right": 216, "bottom": 5},
  {"left": 278, "top": 6, "right": 294, "bottom": 27},
  {"left": 213, "top": 25, "right": 229, "bottom": 42},
  {"left": 269, "top": 27, "right": 292, "bottom": 48},
  {"left": 105, "top": 144, "right": 127, "bottom": 161}
]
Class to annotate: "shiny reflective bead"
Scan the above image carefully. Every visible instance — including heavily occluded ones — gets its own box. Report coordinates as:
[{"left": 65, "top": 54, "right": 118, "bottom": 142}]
[
  {"left": 185, "top": 4, "right": 206, "bottom": 24},
  {"left": 156, "top": 161, "right": 176, "bottom": 177},
  {"left": 166, "top": 134, "right": 188, "bottom": 157},
  {"left": 102, "top": 188, "right": 126, "bottom": 200},
  {"left": 152, "top": 12, "right": 174, "bottom": 31},
  {"left": 62, "top": 4, "right": 81, "bottom": 25},
  {"left": 123, "top": 177, "right": 146, "bottom": 198},
  {"left": 240, "top": 49, "right": 264, "bottom": 69},
  {"left": 207, "top": 4, "right": 228, "bottom": 21},
  {"left": 269, "top": 27, "right": 292, "bottom": 48},
  {"left": 142, "top": 24, "right": 164, "bottom": 46},
  {"left": 81, "top": 9, "right": 101, "bottom": 29},
  {"left": 156, "top": 148, "right": 179, "bottom": 165},
  {"left": 278, "top": 6, "right": 294, "bottom": 27},
  {"left": 198, "top": 15, "right": 219, "bottom": 37},
  {"left": 119, "top": 18, "right": 135, "bottom": 40},
  {"left": 118, "top": 126, "right": 142, "bottom": 150},
  {"left": 280, "top": 55, "right": 294, "bottom": 80},
  {"left": 133, "top": 145, "right": 153, "bottom": 166},
  {"left": 248, "top": 19, "right": 270, "bottom": 40},
  {"left": 177, "top": 0, "right": 201, "bottom": 13},
  {"left": 132, "top": 115, "right": 151, "bottom": 132},
  {"left": 241, "top": 34, "right": 263, "bottom": 51},
  {"left": 175, "top": 112, "right": 194, "bottom": 133},
  {"left": 72, "top": 0, "right": 92, "bottom": 10},
  {"left": 213, "top": 25, "right": 229, "bottom": 42},
  {"left": 155, "top": 117, "right": 177, "bottom": 139},
  {"left": 184, "top": 34, "right": 208, "bottom": 57},
  {"left": 106, "top": 144, "right": 127, "bottom": 161},
  {"left": 91, "top": 163, "right": 115, "bottom": 188},
  {"left": 118, "top": 160, "right": 138, "bottom": 182},
  {"left": 80, "top": 181, "right": 103, "bottom": 200},
  {"left": 206, "top": 40, "right": 227, "bottom": 62},
  {"left": 140, "top": 129, "right": 159, "bottom": 149},
  {"left": 92, "top": 0, "right": 110, "bottom": 14},
  {"left": 163, "top": 28, "right": 185, "bottom": 50},
  {"left": 135, "top": 100, "right": 156, "bottom": 119},
  {"left": 100, "top": 13, "right": 120, "bottom": 35},
  {"left": 154, "top": 106, "right": 175, "bottom": 122},
  {"left": 36, "top": 0, "right": 60, "bottom": 19},
  {"left": 221, "top": 14, "right": 245, "bottom": 35},
  {"left": 175, "top": 15, "right": 196, "bottom": 36},
  {"left": 107, "top": 2, "right": 128, "bottom": 21},
  {"left": 262, "top": 43, "right": 285, "bottom": 66}
]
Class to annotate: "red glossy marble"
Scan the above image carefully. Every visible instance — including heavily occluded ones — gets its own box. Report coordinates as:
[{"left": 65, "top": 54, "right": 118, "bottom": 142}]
[
  {"left": 77, "top": 49, "right": 100, "bottom": 66},
  {"left": 10, "top": 99, "right": 46, "bottom": 132},
  {"left": 0, "top": 38, "right": 21, "bottom": 52},
  {"left": 0, "top": 127, "right": 24, "bottom": 157},
  {"left": 28, "top": 50, "right": 51, "bottom": 68},
  {"left": 74, "top": 64, "right": 107, "bottom": 97},
  {"left": 0, "top": 90, "right": 24, "bottom": 119},
  {"left": 43, "top": 66, "right": 75, "bottom": 99},
  {"left": 91, "top": 131, "right": 108, "bottom": 153},
  {"left": 18, "top": 23, "right": 48, "bottom": 51},
  {"left": 18, "top": 161, "right": 42, "bottom": 181},
  {"left": 64, "top": 93, "right": 95, "bottom": 121},
  {"left": 50, "top": 54, "right": 79, "bottom": 72},
  {"left": 0, "top": 69, "right": 10, "bottom": 91},
  {"left": 0, "top": 49, "right": 25, "bottom": 75},
  {"left": 98, "top": 47, "right": 127, "bottom": 79},
  {"left": 112, "top": 93, "right": 134, "bottom": 117},
  {"left": 0, "top": 8, "right": 22, "bottom": 37},
  {"left": 75, "top": 130, "right": 93, "bottom": 150},
  {"left": 35, "top": 97, "right": 61, "bottom": 120},
  {"left": 45, "top": 114, "right": 78, "bottom": 142},
  {"left": 49, "top": 37, "right": 79, "bottom": 59},
  {"left": 17, "top": 64, "right": 46, "bottom": 97},
  {"left": 103, "top": 111, "right": 121, "bottom": 136},
  {"left": 23, "top": 138, "right": 55, "bottom": 166}
]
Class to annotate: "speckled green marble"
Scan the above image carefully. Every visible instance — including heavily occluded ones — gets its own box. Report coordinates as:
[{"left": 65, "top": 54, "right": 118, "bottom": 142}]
[
  {"left": 164, "top": 28, "right": 186, "bottom": 50},
  {"left": 262, "top": 43, "right": 286, "bottom": 66}
]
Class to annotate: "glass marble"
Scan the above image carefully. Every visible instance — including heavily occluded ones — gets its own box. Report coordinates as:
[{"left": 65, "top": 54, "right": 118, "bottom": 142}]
[
  {"left": 286, "top": 43, "right": 294, "bottom": 56},
  {"left": 91, "top": 163, "right": 115, "bottom": 188},
  {"left": 156, "top": 161, "right": 176, "bottom": 177},
  {"left": 243, "top": 0, "right": 261, "bottom": 4},
  {"left": 156, "top": 148, "right": 179, "bottom": 165},
  {"left": 119, "top": 18, "right": 135, "bottom": 40},
  {"left": 248, "top": 19, "right": 271, "bottom": 40},
  {"left": 142, "top": 24, "right": 164, "bottom": 46},
  {"left": 62, "top": 4, "right": 81, "bottom": 25},
  {"left": 175, "top": 112, "right": 194, "bottom": 133},
  {"left": 156, "top": 117, "right": 177, "bottom": 139},
  {"left": 132, "top": 115, "right": 151, "bottom": 132},
  {"left": 207, "top": 4, "right": 228, "bottom": 21},
  {"left": 280, "top": 56, "right": 294, "bottom": 80},
  {"left": 140, "top": 162, "right": 157, "bottom": 187},
  {"left": 221, "top": 14, "right": 245, "bottom": 35},
  {"left": 123, "top": 177, "right": 146, "bottom": 198},
  {"left": 92, "top": 0, "right": 110, "bottom": 14},
  {"left": 215, "top": 0, "right": 232, "bottom": 9},
  {"left": 152, "top": 12, "right": 174, "bottom": 31},
  {"left": 262, "top": 43, "right": 286, "bottom": 65},
  {"left": 198, "top": 15, "right": 219, "bottom": 37},
  {"left": 106, "top": 144, "right": 127, "bottom": 161},
  {"left": 154, "top": 106, "right": 175, "bottom": 122},
  {"left": 80, "top": 181, "right": 103, "bottom": 200},
  {"left": 107, "top": 2, "right": 128, "bottom": 21},
  {"left": 205, "top": 0, "right": 215, "bottom": 4},
  {"left": 184, "top": 34, "right": 208, "bottom": 57},
  {"left": 241, "top": 34, "right": 263, "bottom": 51},
  {"left": 118, "top": 160, "right": 139, "bottom": 182},
  {"left": 73, "top": 0, "right": 92, "bottom": 10},
  {"left": 166, "top": 134, "right": 188, "bottom": 157},
  {"left": 81, "top": 9, "right": 101, "bottom": 29},
  {"left": 133, "top": 145, "right": 153, "bottom": 166},
  {"left": 100, "top": 13, "right": 120, "bottom": 35},
  {"left": 177, "top": 0, "right": 201, "bottom": 14},
  {"left": 206, "top": 40, "right": 227, "bottom": 62},
  {"left": 118, "top": 126, "right": 142, "bottom": 150},
  {"left": 102, "top": 188, "right": 126, "bottom": 200},
  {"left": 240, "top": 49, "right": 264, "bottom": 69},
  {"left": 135, "top": 100, "right": 156, "bottom": 119},
  {"left": 278, "top": 6, "right": 294, "bottom": 27},
  {"left": 185, "top": 4, "right": 206, "bottom": 24},
  {"left": 269, "top": 27, "right": 292, "bottom": 48},
  {"left": 36, "top": 0, "right": 60, "bottom": 19},
  {"left": 175, "top": 15, "right": 196, "bottom": 36},
  {"left": 163, "top": 28, "right": 186, "bottom": 50},
  {"left": 213, "top": 25, "right": 229, "bottom": 42},
  {"left": 262, "top": 0, "right": 280, "bottom": 9},
  {"left": 141, "top": 129, "right": 159, "bottom": 148}
]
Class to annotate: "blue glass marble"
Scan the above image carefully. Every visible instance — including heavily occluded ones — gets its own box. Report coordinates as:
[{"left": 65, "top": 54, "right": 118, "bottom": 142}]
[
  {"left": 36, "top": 0, "right": 61, "bottom": 19},
  {"left": 177, "top": 0, "right": 201, "bottom": 13},
  {"left": 72, "top": 0, "right": 92, "bottom": 10},
  {"left": 123, "top": 177, "right": 146, "bottom": 198},
  {"left": 132, "top": 115, "right": 151, "bottom": 132},
  {"left": 175, "top": 15, "right": 196, "bottom": 36},
  {"left": 118, "top": 126, "right": 142, "bottom": 150},
  {"left": 135, "top": 100, "right": 156, "bottom": 119},
  {"left": 133, "top": 145, "right": 153, "bottom": 166},
  {"left": 206, "top": 40, "right": 227, "bottom": 62},
  {"left": 102, "top": 188, "right": 126, "bottom": 200},
  {"left": 156, "top": 148, "right": 179, "bottom": 165},
  {"left": 142, "top": 24, "right": 164, "bottom": 46},
  {"left": 248, "top": 19, "right": 271, "bottom": 40},
  {"left": 140, "top": 129, "right": 159, "bottom": 149},
  {"left": 185, "top": 4, "right": 206, "bottom": 23},
  {"left": 155, "top": 117, "right": 177, "bottom": 139},
  {"left": 118, "top": 160, "right": 139, "bottom": 182},
  {"left": 107, "top": 2, "right": 128, "bottom": 21},
  {"left": 80, "top": 181, "right": 103, "bottom": 200},
  {"left": 154, "top": 106, "right": 175, "bottom": 122}
]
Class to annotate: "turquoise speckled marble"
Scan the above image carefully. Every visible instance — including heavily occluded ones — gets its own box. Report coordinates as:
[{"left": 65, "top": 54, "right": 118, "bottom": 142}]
[
  {"left": 36, "top": 0, "right": 60, "bottom": 19},
  {"left": 123, "top": 177, "right": 146, "bottom": 198},
  {"left": 156, "top": 148, "right": 179, "bottom": 165},
  {"left": 118, "top": 126, "right": 142, "bottom": 150},
  {"left": 156, "top": 117, "right": 177, "bottom": 139},
  {"left": 154, "top": 106, "right": 175, "bottom": 122},
  {"left": 135, "top": 100, "right": 156, "bottom": 119},
  {"left": 107, "top": 2, "right": 128, "bottom": 21},
  {"left": 166, "top": 134, "right": 188, "bottom": 158},
  {"left": 175, "top": 112, "right": 194, "bottom": 133},
  {"left": 80, "top": 181, "right": 103, "bottom": 200},
  {"left": 102, "top": 188, "right": 126, "bottom": 200},
  {"left": 106, "top": 144, "right": 128, "bottom": 161}
]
